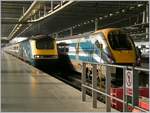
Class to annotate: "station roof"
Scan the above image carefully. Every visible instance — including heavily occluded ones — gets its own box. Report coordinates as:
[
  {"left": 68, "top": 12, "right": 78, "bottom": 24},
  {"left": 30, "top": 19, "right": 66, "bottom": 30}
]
[
  {"left": 1, "top": 1, "right": 148, "bottom": 40},
  {"left": 2, "top": 1, "right": 32, "bottom": 37}
]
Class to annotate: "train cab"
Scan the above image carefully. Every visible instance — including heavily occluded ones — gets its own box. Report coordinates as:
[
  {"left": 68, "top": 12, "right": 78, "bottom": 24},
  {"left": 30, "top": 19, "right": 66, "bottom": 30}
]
[
  {"left": 92, "top": 28, "right": 137, "bottom": 65},
  {"left": 29, "top": 35, "right": 58, "bottom": 66}
]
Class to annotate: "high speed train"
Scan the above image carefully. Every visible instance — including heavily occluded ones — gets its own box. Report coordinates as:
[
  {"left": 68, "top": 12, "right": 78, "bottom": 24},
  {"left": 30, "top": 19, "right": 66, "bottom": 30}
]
[
  {"left": 57, "top": 28, "right": 137, "bottom": 86},
  {"left": 4, "top": 35, "right": 58, "bottom": 67}
]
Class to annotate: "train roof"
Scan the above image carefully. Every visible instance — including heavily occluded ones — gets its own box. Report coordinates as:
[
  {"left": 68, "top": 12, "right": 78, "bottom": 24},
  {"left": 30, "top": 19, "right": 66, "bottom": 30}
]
[
  {"left": 57, "top": 28, "right": 121, "bottom": 41},
  {"left": 8, "top": 35, "right": 54, "bottom": 46},
  {"left": 30, "top": 35, "right": 54, "bottom": 40},
  {"left": 93, "top": 28, "right": 120, "bottom": 34}
]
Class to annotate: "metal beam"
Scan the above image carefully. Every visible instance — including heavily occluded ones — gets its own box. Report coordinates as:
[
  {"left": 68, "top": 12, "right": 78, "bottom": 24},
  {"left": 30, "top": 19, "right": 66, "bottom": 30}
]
[
  {"left": 8, "top": 1, "right": 43, "bottom": 40},
  {"left": 29, "top": 1, "right": 75, "bottom": 22},
  {"left": 2, "top": 21, "right": 33, "bottom": 24}
]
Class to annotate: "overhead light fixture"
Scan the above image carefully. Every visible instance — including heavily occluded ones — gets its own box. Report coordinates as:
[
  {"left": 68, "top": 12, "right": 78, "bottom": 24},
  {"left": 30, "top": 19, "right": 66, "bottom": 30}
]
[
  {"left": 19, "top": 24, "right": 22, "bottom": 27},
  {"left": 116, "top": 11, "right": 119, "bottom": 14},
  {"left": 138, "top": 4, "right": 143, "bottom": 7},
  {"left": 99, "top": 17, "right": 102, "bottom": 20},
  {"left": 15, "top": 29, "right": 17, "bottom": 33},
  {"left": 130, "top": 6, "right": 135, "bottom": 10},
  {"left": 109, "top": 13, "right": 113, "bottom": 16},
  {"left": 91, "top": 20, "right": 94, "bottom": 22},
  {"left": 104, "top": 15, "right": 108, "bottom": 18},
  {"left": 121, "top": 9, "right": 125, "bottom": 12}
]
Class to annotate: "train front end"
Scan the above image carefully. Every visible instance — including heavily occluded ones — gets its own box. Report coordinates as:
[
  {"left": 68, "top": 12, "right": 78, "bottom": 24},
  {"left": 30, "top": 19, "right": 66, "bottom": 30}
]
[
  {"left": 94, "top": 28, "right": 137, "bottom": 87},
  {"left": 104, "top": 28, "right": 136, "bottom": 65},
  {"left": 30, "top": 35, "right": 58, "bottom": 66}
]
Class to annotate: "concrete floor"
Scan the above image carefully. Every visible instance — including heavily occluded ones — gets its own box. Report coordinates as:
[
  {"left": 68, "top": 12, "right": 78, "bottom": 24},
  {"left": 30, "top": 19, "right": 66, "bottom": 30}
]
[{"left": 1, "top": 51, "right": 118, "bottom": 112}]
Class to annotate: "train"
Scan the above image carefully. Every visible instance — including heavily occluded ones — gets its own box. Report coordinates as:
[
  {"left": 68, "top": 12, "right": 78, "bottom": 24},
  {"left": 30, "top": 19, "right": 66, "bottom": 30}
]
[
  {"left": 56, "top": 28, "right": 137, "bottom": 87},
  {"left": 4, "top": 28, "right": 138, "bottom": 87},
  {"left": 4, "top": 35, "right": 58, "bottom": 67}
]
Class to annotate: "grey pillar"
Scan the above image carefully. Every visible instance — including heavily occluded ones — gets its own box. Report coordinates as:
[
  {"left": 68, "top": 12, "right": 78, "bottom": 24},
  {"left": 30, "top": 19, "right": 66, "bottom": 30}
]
[
  {"left": 39, "top": 10, "right": 41, "bottom": 18},
  {"left": 142, "top": 10, "right": 146, "bottom": 23},
  {"left": 22, "top": 7, "right": 25, "bottom": 15},
  {"left": 92, "top": 64, "right": 97, "bottom": 108},
  {"left": 44, "top": 5, "right": 46, "bottom": 16},
  {"left": 146, "top": 4, "right": 149, "bottom": 39},
  {"left": 132, "top": 67, "right": 139, "bottom": 107},
  {"left": 82, "top": 62, "right": 86, "bottom": 101},
  {"left": 51, "top": 1, "right": 53, "bottom": 11},
  {"left": 123, "top": 67, "right": 128, "bottom": 112},
  {"left": 55, "top": 33, "right": 58, "bottom": 38},
  {"left": 70, "top": 27, "right": 73, "bottom": 36},
  {"left": 105, "top": 66, "right": 111, "bottom": 112},
  {"left": 95, "top": 19, "right": 98, "bottom": 31}
]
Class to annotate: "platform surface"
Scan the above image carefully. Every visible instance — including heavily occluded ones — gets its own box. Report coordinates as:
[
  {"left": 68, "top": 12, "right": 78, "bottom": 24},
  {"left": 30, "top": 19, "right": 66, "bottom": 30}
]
[{"left": 1, "top": 51, "right": 118, "bottom": 112}]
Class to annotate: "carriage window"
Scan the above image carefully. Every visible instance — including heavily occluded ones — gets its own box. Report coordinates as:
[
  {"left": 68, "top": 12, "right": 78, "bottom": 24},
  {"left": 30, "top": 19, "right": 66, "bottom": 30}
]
[
  {"left": 108, "top": 31, "right": 132, "bottom": 50},
  {"left": 92, "top": 32, "right": 106, "bottom": 48},
  {"left": 57, "top": 42, "right": 69, "bottom": 52},
  {"left": 36, "top": 38, "right": 54, "bottom": 49}
]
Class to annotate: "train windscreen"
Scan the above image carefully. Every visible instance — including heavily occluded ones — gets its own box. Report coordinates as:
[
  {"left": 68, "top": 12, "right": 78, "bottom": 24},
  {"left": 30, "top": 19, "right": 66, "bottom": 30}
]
[
  {"left": 36, "top": 38, "right": 54, "bottom": 49},
  {"left": 108, "top": 31, "right": 132, "bottom": 50}
]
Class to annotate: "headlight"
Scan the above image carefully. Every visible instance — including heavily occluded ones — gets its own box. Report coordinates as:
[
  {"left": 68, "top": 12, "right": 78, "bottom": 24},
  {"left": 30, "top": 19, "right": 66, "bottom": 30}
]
[{"left": 34, "top": 55, "right": 40, "bottom": 58}]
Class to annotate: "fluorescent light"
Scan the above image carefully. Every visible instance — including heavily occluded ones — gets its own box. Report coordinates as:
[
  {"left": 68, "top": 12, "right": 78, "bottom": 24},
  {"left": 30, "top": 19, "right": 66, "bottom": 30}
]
[
  {"left": 116, "top": 11, "right": 119, "bottom": 14},
  {"left": 99, "top": 17, "right": 102, "bottom": 20},
  {"left": 104, "top": 15, "right": 108, "bottom": 18},
  {"left": 19, "top": 24, "right": 22, "bottom": 27},
  {"left": 122, "top": 9, "right": 125, "bottom": 12},
  {"left": 138, "top": 4, "right": 143, "bottom": 7}
]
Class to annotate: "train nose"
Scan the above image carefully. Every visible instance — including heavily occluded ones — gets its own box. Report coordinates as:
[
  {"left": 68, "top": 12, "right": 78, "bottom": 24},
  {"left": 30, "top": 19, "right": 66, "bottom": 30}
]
[{"left": 112, "top": 51, "right": 136, "bottom": 64}]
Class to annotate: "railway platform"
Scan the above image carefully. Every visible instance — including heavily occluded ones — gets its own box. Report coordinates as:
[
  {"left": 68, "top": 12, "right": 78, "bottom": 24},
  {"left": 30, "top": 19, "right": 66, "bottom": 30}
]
[{"left": 1, "top": 51, "right": 118, "bottom": 112}]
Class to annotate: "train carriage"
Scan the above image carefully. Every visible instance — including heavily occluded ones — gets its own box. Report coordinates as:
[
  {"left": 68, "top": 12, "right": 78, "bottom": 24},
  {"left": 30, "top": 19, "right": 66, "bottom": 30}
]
[
  {"left": 4, "top": 35, "right": 58, "bottom": 67},
  {"left": 57, "top": 28, "right": 137, "bottom": 87}
]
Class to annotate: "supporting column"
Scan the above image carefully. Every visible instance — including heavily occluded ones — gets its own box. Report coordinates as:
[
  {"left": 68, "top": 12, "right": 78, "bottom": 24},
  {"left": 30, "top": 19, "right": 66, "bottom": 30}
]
[
  {"left": 146, "top": 3, "right": 149, "bottom": 39},
  {"left": 38, "top": 4, "right": 41, "bottom": 18},
  {"left": 34, "top": 14, "right": 36, "bottom": 20},
  {"left": 22, "top": 7, "right": 25, "bottom": 15},
  {"left": 55, "top": 33, "right": 58, "bottom": 38},
  {"left": 70, "top": 27, "right": 73, "bottom": 36},
  {"left": 123, "top": 67, "right": 128, "bottom": 112},
  {"left": 30, "top": 15, "right": 33, "bottom": 21},
  {"left": 51, "top": 1, "right": 53, "bottom": 11},
  {"left": 95, "top": 19, "right": 98, "bottom": 31},
  {"left": 82, "top": 62, "right": 86, "bottom": 101},
  {"left": 39, "top": 10, "right": 41, "bottom": 18},
  {"left": 132, "top": 67, "right": 139, "bottom": 107},
  {"left": 61, "top": 0, "right": 63, "bottom": 6},
  {"left": 142, "top": 10, "right": 146, "bottom": 23},
  {"left": 105, "top": 66, "right": 111, "bottom": 112},
  {"left": 92, "top": 64, "right": 97, "bottom": 108},
  {"left": 44, "top": 5, "right": 46, "bottom": 16}
]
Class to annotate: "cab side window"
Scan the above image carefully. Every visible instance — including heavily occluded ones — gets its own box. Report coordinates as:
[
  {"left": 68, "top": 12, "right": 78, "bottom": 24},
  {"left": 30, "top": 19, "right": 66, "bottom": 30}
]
[{"left": 95, "top": 40, "right": 100, "bottom": 48}]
